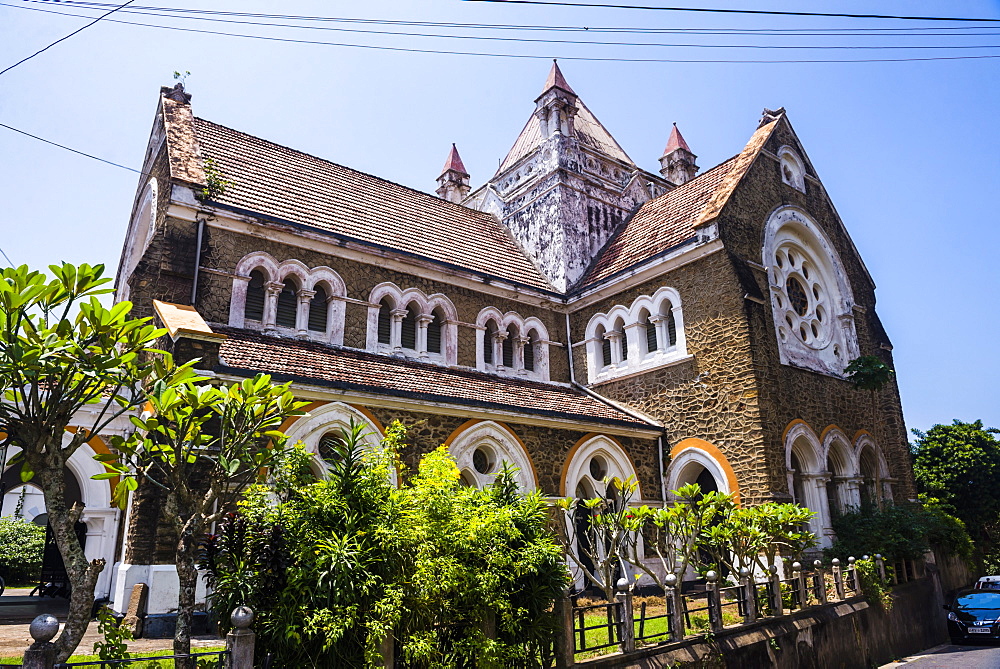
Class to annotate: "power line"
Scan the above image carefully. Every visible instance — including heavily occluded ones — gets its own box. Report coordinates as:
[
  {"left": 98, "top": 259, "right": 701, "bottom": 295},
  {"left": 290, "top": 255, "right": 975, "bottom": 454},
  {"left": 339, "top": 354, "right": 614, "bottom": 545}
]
[
  {"left": 18, "top": 0, "right": 1000, "bottom": 38},
  {"left": 0, "top": 0, "right": 137, "bottom": 77},
  {"left": 466, "top": 0, "right": 1000, "bottom": 23},
  {"left": 0, "top": 245, "right": 14, "bottom": 267},
  {"left": 6, "top": 2, "right": 1000, "bottom": 60},
  {"left": 0, "top": 122, "right": 144, "bottom": 174}
]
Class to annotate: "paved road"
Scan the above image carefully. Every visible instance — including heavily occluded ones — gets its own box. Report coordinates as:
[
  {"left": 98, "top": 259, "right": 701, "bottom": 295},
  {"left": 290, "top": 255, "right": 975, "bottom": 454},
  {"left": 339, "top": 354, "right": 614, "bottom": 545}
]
[{"left": 884, "top": 643, "right": 1000, "bottom": 668}]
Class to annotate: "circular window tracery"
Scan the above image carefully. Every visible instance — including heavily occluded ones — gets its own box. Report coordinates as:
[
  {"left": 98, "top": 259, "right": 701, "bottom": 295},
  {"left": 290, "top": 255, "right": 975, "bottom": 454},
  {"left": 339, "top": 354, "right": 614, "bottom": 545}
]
[
  {"left": 472, "top": 446, "right": 495, "bottom": 475},
  {"left": 773, "top": 243, "right": 832, "bottom": 350},
  {"left": 589, "top": 455, "right": 608, "bottom": 480}
]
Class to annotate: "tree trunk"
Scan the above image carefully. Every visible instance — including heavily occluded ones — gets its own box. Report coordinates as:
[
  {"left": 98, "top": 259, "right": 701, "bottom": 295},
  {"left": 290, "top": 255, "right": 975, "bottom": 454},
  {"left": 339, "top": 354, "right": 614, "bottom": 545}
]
[
  {"left": 171, "top": 504, "right": 203, "bottom": 669},
  {"left": 34, "top": 451, "right": 105, "bottom": 663}
]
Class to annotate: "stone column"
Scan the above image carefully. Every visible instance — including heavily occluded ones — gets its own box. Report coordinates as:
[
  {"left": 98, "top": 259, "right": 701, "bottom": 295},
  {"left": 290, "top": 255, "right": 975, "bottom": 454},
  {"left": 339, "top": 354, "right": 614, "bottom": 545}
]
[
  {"left": 494, "top": 331, "right": 509, "bottom": 370},
  {"left": 553, "top": 594, "right": 576, "bottom": 669},
  {"left": 845, "top": 476, "right": 863, "bottom": 509},
  {"left": 624, "top": 322, "right": 644, "bottom": 360},
  {"left": 226, "top": 606, "right": 255, "bottom": 669},
  {"left": 649, "top": 315, "right": 668, "bottom": 352},
  {"left": 515, "top": 335, "right": 530, "bottom": 374},
  {"left": 802, "top": 472, "right": 833, "bottom": 545},
  {"left": 705, "top": 571, "right": 723, "bottom": 632},
  {"left": 416, "top": 314, "right": 433, "bottom": 358},
  {"left": 228, "top": 275, "right": 250, "bottom": 328},
  {"left": 832, "top": 558, "right": 845, "bottom": 600},
  {"left": 665, "top": 574, "right": 685, "bottom": 641},
  {"left": 390, "top": 309, "right": 406, "bottom": 351},
  {"left": 740, "top": 567, "right": 757, "bottom": 624},
  {"left": 263, "top": 282, "right": 283, "bottom": 331},
  {"left": 605, "top": 331, "right": 623, "bottom": 365},
  {"left": 615, "top": 578, "right": 635, "bottom": 653},
  {"left": 295, "top": 289, "right": 315, "bottom": 338}
]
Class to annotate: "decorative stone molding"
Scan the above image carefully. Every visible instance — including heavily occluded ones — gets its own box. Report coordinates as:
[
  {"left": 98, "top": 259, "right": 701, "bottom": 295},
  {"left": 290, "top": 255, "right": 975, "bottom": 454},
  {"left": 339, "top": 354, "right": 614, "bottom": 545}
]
[
  {"left": 474, "top": 308, "right": 551, "bottom": 380},
  {"left": 446, "top": 420, "right": 536, "bottom": 491},
  {"left": 367, "top": 283, "right": 458, "bottom": 365}
]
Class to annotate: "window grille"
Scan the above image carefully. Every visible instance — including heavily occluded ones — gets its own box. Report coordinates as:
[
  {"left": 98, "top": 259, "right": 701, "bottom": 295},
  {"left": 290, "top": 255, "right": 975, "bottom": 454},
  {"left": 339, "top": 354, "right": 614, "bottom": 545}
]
[
  {"left": 245, "top": 270, "right": 265, "bottom": 321},
  {"left": 601, "top": 336, "right": 612, "bottom": 367},
  {"left": 377, "top": 299, "right": 392, "bottom": 344},
  {"left": 665, "top": 302, "right": 678, "bottom": 347},
  {"left": 275, "top": 281, "right": 298, "bottom": 328},
  {"left": 427, "top": 312, "right": 442, "bottom": 354},
  {"left": 645, "top": 316, "right": 658, "bottom": 353},
  {"left": 620, "top": 328, "right": 628, "bottom": 361},
  {"left": 524, "top": 333, "right": 535, "bottom": 371},
  {"left": 400, "top": 305, "right": 418, "bottom": 349},
  {"left": 502, "top": 327, "right": 515, "bottom": 368},
  {"left": 483, "top": 326, "right": 494, "bottom": 365},
  {"left": 308, "top": 285, "right": 328, "bottom": 332}
]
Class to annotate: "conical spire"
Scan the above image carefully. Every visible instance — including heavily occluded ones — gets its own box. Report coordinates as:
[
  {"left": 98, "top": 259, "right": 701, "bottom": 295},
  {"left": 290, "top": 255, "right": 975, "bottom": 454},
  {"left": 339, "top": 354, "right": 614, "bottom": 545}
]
[
  {"left": 440, "top": 143, "right": 469, "bottom": 177},
  {"left": 659, "top": 123, "right": 698, "bottom": 185},
  {"left": 663, "top": 123, "right": 691, "bottom": 155},
  {"left": 541, "top": 59, "right": 575, "bottom": 96},
  {"left": 436, "top": 144, "right": 471, "bottom": 203}
]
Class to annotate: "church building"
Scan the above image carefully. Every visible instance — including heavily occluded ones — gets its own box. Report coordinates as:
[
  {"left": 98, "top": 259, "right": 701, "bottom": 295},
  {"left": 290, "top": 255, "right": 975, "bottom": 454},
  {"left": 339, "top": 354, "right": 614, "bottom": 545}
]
[{"left": 101, "top": 62, "right": 915, "bottom": 615}]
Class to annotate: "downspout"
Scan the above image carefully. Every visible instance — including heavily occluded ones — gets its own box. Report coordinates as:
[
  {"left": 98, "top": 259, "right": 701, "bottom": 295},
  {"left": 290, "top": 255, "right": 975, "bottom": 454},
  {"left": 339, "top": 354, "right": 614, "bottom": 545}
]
[
  {"left": 657, "top": 434, "right": 668, "bottom": 507},
  {"left": 191, "top": 218, "right": 204, "bottom": 305},
  {"left": 564, "top": 312, "right": 576, "bottom": 385}
]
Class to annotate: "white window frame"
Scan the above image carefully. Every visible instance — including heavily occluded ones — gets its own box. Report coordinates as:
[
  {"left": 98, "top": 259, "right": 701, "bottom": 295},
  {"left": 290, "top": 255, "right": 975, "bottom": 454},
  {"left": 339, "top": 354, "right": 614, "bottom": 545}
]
[
  {"left": 447, "top": 420, "right": 536, "bottom": 491},
  {"left": 778, "top": 145, "right": 806, "bottom": 193},
  {"left": 366, "top": 283, "right": 458, "bottom": 365},
  {"left": 474, "top": 308, "right": 551, "bottom": 381}
]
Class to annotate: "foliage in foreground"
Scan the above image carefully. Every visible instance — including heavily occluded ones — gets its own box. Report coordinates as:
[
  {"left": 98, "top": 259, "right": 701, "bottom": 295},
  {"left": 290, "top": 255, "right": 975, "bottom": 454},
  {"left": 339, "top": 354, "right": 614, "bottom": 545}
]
[
  {"left": 825, "top": 500, "right": 973, "bottom": 564},
  {"left": 0, "top": 517, "right": 44, "bottom": 584},
  {"left": 200, "top": 422, "right": 569, "bottom": 668}
]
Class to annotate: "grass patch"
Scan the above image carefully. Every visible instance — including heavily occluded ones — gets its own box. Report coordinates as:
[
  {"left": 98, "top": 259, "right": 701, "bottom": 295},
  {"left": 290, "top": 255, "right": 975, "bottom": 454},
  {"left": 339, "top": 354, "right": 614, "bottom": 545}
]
[{"left": 0, "top": 648, "right": 226, "bottom": 667}]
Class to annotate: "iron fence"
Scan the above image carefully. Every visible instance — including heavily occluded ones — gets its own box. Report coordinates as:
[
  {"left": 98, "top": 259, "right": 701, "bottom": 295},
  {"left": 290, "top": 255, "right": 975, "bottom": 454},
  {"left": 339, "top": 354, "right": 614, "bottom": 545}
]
[
  {"left": 55, "top": 650, "right": 230, "bottom": 668},
  {"left": 635, "top": 599, "right": 674, "bottom": 644},
  {"left": 571, "top": 599, "right": 623, "bottom": 654}
]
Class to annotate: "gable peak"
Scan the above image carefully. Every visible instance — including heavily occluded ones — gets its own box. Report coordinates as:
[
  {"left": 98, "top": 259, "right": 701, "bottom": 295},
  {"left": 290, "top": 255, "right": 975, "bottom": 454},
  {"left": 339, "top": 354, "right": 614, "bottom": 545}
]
[{"left": 541, "top": 60, "right": 576, "bottom": 97}]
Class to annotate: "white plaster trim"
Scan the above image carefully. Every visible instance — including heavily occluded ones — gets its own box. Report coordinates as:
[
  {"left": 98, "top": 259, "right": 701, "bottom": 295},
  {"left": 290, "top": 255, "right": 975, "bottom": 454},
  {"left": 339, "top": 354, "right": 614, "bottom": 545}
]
[
  {"left": 564, "top": 435, "right": 642, "bottom": 500},
  {"left": 448, "top": 421, "right": 536, "bottom": 491},
  {"left": 281, "top": 401, "right": 392, "bottom": 481},
  {"left": 366, "top": 282, "right": 458, "bottom": 365},
  {"left": 665, "top": 446, "right": 731, "bottom": 496}
]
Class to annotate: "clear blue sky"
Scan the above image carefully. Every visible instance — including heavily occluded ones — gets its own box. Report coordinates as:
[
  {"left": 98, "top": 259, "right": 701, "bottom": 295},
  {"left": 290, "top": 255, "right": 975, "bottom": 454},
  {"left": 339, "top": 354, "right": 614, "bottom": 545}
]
[{"left": 1, "top": 1, "right": 998, "bottom": 438}]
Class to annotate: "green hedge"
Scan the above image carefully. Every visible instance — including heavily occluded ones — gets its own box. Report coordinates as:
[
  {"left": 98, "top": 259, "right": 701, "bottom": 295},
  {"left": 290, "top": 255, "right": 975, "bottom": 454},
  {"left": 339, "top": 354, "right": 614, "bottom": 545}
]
[{"left": 0, "top": 517, "right": 45, "bottom": 584}]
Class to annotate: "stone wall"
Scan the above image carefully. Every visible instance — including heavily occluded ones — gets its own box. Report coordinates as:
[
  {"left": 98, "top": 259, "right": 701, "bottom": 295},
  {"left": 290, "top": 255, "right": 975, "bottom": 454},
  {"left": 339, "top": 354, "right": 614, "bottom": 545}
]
[{"left": 568, "top": 251, "right": 770, "bottom": 503}]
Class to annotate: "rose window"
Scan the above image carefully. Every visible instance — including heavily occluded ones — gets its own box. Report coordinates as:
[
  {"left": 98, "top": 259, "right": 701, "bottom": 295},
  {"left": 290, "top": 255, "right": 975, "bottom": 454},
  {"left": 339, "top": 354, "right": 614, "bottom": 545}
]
[{"left": 773, "top": 244, "right": 832, "bottom": 351}]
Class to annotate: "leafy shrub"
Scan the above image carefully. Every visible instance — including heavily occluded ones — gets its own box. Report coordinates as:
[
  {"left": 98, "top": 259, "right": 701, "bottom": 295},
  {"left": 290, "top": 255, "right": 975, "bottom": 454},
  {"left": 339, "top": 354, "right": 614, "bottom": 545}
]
[
  {"left": 824, "top": 501, "right": 972, "bottom": 563},
  {"left": 93, "top": 606, "right": 132, "bottom": 660},
  {"left": 200, "top": 422, "right": 568, "bottom": 668},
  {"left": 0, "top": 517, "right": 45, "bottom": 583}
]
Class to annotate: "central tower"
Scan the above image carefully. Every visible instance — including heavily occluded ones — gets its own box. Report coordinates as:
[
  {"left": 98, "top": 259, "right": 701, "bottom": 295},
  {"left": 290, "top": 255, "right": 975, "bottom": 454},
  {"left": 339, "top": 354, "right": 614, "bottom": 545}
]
[{"left": 465, "top": 62, "right": 670, "bottom": 292}]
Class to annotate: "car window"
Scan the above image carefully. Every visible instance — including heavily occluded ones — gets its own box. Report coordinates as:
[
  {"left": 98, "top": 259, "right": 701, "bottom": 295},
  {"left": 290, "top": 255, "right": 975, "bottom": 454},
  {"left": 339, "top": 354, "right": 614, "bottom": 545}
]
[{"left": 955, "top": 592, "right": 1000, "bottom": 610}]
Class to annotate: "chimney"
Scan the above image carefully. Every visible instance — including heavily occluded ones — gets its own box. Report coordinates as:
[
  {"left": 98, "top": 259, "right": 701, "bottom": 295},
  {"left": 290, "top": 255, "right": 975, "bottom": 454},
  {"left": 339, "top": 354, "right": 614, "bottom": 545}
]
[
  {"left": 659, "top": 123, "right": 698, "bottom": 185},
  {"left": 436, "top": 144, "right": 470, "bottom": 204}
]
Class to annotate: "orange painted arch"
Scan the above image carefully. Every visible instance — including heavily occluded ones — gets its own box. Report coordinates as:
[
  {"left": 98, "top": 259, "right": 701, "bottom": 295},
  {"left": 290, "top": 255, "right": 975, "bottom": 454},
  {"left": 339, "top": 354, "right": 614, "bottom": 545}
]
[
  {"left": 782, "top": 419, "right": 810, "bottom": 442},
  {"left": 820, "top": 424, "right": 848, "bottom": 443},
  {"left": 669, "top": 438, "right": 741, "bottom": 505}
]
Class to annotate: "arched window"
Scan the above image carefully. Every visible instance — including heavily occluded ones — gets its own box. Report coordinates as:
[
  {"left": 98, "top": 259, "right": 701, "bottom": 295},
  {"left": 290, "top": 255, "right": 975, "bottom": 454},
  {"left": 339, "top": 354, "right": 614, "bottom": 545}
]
[
  {"left": 524, "top": 329, "right": 538, "bottom": 372},
  {"left": 640, "top": 309, "right": 657, "bottom": 355},
  {"left": 275, "top": 278, "right": 298, "bottom": 328},
  {"left": 427, "top": 309, "right": 444, "bottom": 355},
  {"left": 245, "top": 269, "right": 266, "bottom": 322},
  {"left": 612, "top": 317, "right": 627, "bottom": 362},
  {"left": 483, "top": 320, "right": 498, "bottom": 365},
  {"left": 502, "top": 325, "right": 517, "bottom": 368},
  {"left": 318, "top": 431, "right": 344, "bottom": 463},
  {"left": 778, "top": 146, "right": 806, "bottom": 192},
  {"left": 598, "top": 325, "right": 611, "bottom": 368},
  {"left": 377, "top": 298, "right": 393, "bottom": 345},
  {"left": 309, "top": 285, "right": 328, "bottom": 332},
  {"left": 859, "top": 447, "right": 879, "bottom": 510},
  {"left": 400, "top": 303, "right": 418, "bottom": 350},
  {"left": 661, "top": 301, "right": 678, "bottom": 348}
]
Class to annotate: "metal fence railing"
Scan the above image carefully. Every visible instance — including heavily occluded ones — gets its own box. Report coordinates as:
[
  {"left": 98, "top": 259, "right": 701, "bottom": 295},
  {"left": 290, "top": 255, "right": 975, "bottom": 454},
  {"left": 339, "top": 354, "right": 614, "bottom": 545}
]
[{"left": 56, "top": 650, "right": 230, "bottom": 668}]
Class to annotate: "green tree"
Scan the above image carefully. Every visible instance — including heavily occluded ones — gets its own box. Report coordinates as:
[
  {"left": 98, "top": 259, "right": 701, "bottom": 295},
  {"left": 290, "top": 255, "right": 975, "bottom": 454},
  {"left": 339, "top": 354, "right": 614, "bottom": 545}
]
[
  {"left": 107, "top": 372, "right": 306, "bottom": 666},
  {"left": 0, "top": 263, "right": 169, "bottom": 661},
  {"left": 0, "top": 516, "right": 45, "bottom": 583},
  {"left": 911, "top": 419, "right": 1000, "bottom": 568}
]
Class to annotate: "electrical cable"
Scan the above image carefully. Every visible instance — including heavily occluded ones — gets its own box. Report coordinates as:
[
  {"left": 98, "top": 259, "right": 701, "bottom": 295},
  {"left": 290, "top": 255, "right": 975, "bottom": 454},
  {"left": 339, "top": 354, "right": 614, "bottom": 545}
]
[
  {"left": 5, "top": 2, "right": 1000, "bottom": 61},
  {"left": 0, "top": 0, "right": 136, "bottom": 77},
  {"left": 466, "top": 0, "right": 1000, "bottom": 23},
  {"left": 0, "top": 122, "right": 145, "bottom": 175}
]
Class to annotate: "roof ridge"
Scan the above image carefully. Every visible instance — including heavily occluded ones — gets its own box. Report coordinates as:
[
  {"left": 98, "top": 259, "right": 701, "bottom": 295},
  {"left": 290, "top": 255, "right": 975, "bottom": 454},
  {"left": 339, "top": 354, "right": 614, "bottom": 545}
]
[{"left": 194, "top": 117, "right": 494, "bottom": 220}]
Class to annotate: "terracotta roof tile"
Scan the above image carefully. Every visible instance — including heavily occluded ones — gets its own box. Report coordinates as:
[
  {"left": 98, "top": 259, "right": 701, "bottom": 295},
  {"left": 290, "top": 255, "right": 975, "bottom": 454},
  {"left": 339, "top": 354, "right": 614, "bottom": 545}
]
[
  {"left": 578, "top": 156, "right": 739, "bottom": 288},
  {"left": 192, "top": 119, "right": 553, "bottom": 291},
  {"left": 215, "top": 327, "right": 656, "bottom": 430},
  {"left": 440, "top": 143, "right": 469, "bottom": 177},
  {"left": 663, "top": 123, "right": 691, "bottom": 155}
]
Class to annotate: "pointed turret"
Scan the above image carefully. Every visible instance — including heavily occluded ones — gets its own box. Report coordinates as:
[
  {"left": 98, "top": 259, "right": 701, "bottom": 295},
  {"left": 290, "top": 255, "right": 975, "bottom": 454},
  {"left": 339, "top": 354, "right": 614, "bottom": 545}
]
[
  {"left": 436, "top": 144, "right": 471, "bottom": 204},
  {"left": 659, "top": 123, "right": 698, "bottom": 185},
  {"left": 534, "top": 60, "right": 578, "bottom": 139}
]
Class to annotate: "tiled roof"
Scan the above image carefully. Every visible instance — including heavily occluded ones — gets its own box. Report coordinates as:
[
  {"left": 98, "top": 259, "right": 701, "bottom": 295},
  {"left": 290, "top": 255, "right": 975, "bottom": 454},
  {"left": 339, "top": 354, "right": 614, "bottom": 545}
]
[
  {"left": 542, "top": 60, "right": 576, "bottom": 96},
  {"left": 578, "top": 156, "right": 739, "bottom": 288},
  {"left": 440, "top": 143, "right": 468, "bottom": 177},
  {"left": 580, "top": 118, "right": 781, "bottom": 290},
  {"left": 215, "top": 327, "right": 657, "bottom": 430},
  {"left": 192, "top": 119, "right": 553, "bottom": 291},
  {"left": 498, "top": 100, "right": 633, "bottom": 174},
  {"left": 663, "top": 123, "right": 691, "bottom": 155}
]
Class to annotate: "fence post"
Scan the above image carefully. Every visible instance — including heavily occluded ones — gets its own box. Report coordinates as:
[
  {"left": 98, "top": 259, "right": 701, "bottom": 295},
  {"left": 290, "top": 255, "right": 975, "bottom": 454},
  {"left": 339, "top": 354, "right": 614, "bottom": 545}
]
[
  {"left": 875, "top": 554, "right": 887, "bottom": 582},
  {"left": 553, "top": 594, "right": 575, "bottom": 669},
  {"left": 665, "top": 573, "right": 684, "bottom": 642},
  {"left": 769, "top": 564, "right": 783, "bottom": 615},
  {"left": 226, "top": 606, "right": 255, "bottom": 669},
  {"left": 792, "top": 562, "right": 806, "bottom": 609},
  {"left": 739, "top": 567, "right": 757, "bottom": 624},
  {"left": 380, "top": 634, "right": 395, "bottom": 669},
  {"left": 813, "top": 560, "right": 827, "bottom": 605},
  {"left": 22, "top": 615, "right": 58, "bottom": 669},
  {"left": 848, "top": 557, "right": 858, "bottom": 595},
  {"left": 832, "top": 558, "right": 845, "bottom": 600},
  {"left": 705, "top": 571, "right": 723, "bottom": 632},
  {"left": 615, "top": 578, "right": 635, "bottom": 654}
]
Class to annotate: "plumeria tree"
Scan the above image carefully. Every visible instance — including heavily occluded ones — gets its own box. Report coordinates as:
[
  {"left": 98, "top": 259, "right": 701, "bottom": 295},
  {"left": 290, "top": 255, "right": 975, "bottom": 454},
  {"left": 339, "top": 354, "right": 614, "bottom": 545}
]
[
  {"left": 0, "top": 263, "right": 178, "bottom": 661},
  {"left": 106, "top": 372, "right": 306, "bottom": 665}
]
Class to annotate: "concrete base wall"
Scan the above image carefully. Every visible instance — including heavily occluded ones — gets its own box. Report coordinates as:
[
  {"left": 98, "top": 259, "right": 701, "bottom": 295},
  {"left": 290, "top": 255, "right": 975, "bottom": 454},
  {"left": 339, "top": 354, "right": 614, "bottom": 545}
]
[{"left": 581, "top": 572, "right": 953, "bottom": 669}]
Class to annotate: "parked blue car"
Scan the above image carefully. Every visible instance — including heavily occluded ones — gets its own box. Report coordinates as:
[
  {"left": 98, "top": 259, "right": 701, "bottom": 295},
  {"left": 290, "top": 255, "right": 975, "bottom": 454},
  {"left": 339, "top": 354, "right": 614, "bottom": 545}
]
[{"left": 946, "top": 589, "right": 1000, "bottom": 643}]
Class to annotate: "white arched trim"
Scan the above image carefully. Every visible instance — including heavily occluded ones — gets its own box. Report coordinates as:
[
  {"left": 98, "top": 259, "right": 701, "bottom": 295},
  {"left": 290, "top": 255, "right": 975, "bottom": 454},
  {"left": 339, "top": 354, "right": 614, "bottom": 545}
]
[
  {"left": 447, "top": 421, "right": 536, "bottom": 491},
  {"left": 763, "top": 205, "right": 859, "bottom": 377},
  {"left": 854, "top": 433, "right": 893, "bottom": 505},
  {"left": 282, "top": 402, "right": 393, "bottom": 483},
  {"left": 777, "top": 145, "right": 806, "bottom": 192},
  {"left": 583, "top": 285, "right": 688, "bottom": 384},
  {"left": 563, "top": 435, "right": 641, "bottom": 501},
  {"left": 117, "top": 177, "right": 159, "bottom": 302},
  {"left": 665, "top": 447, "right": 731, "bottom": 497},
  {"left": 783, "top": 421, "right": 832, "bottom": 546},
  {"left": 229, "top": 252, "right": 345, "bottom": 344},
  {"left": 366, "top": 283, "right": 458, "bottom": 365},
  {"left": 474, "top": 308, "right": 551, "bottom": 381},
  {"left": 821, "top": 428, "right": 859, "bottom": 475}
]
